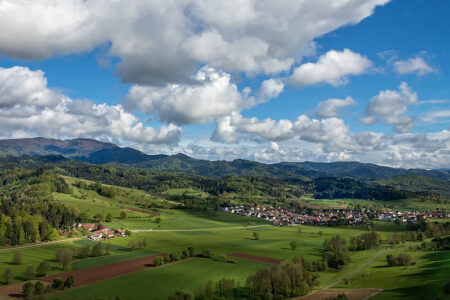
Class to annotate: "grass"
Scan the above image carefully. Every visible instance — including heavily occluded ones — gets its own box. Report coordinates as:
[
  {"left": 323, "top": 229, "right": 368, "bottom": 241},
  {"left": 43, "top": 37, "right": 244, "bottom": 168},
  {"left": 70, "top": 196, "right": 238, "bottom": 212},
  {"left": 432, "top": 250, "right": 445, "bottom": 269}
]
[
  {"left": 334, "top": 248, "right": 450, "bottom": 300},
  {"left": 52, "top": 258, "right": 267, "bottom": 300}
]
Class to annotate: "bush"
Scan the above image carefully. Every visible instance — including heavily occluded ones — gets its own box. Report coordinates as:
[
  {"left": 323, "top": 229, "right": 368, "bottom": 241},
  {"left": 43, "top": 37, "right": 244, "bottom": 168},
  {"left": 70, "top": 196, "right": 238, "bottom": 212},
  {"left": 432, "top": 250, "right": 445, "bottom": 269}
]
[
  {"left": 22, "top": 281, "right": 34, "bottom": 298},
  {"left": 170, "top": 289, "right": 195, "bottom": 300},
  {"left": 12, "top": 251, "right": 23, "bottom": 265},
  {"left": 163, "top": 256, "right": 172, "bottom": 264},
  {"left": 386, "top": 253, "right": 413, "bottom": 266},
  {"left": 290, "top": 240, "right": 298, "bottom": 250},
  {"left": 3, "top": 268, "right": 13, "bottom": 284},
  {"left": 64, "top": 275, "right": 75, "bottom": 288},
  {"left": 120, "top": 211, "right": 127, "bottom": 219},
  {"left": 188, "top": 246, "right": 195, "bottom": 257},
  {"left": 34, "top": 281, "right": 44, "bottom": 295},
  {"left": 319, "top": 231, "right": 323, "bottom": 236},
  {"left": 253, "top": 231, "right": 260, "bottom": 240},
  {"left": 37, "top": 261, "right": 51, "bottom": 277},
  {"left": 24, "top": 266, "right": 35, "bottom": 280},
  {"left": 52, "top": 277, "right": 64, "bottom": 290},
  {"left": 154, "top": 256, "right": 164, "bottom": 266},
  {"left": 199, "top": 249, "right": 213, "bottom": 258},
  {"left": 169, "top": 252, "right": 181, "bottom": 261}
]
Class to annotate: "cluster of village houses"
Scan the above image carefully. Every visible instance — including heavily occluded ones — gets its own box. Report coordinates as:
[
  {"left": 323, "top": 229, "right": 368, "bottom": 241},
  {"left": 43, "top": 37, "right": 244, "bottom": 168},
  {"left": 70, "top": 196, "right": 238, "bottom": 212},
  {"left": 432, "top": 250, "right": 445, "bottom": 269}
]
[
  {"left": 74, "top": 223, "right": 127, "bottom": 241},
  {"left": 223, "top": 205, "right": 449, "bottom": 226}
]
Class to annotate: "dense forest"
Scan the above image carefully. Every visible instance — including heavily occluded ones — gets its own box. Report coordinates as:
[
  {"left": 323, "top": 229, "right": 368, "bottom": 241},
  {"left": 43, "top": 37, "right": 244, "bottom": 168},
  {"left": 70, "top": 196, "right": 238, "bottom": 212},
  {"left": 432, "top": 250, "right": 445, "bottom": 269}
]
[{"left": 0, "top": 168, "right": 76, "bottom": 245}]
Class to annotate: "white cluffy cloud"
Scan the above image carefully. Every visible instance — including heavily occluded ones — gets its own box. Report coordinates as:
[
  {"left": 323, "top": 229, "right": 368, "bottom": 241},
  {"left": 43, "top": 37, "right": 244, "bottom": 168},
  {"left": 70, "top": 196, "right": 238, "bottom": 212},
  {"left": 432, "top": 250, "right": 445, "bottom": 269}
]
[
  {"left": 362, "top": 82, "right": 419, "bottom": 133},
  {"left": 0, "top": 0, "right": 390, "bottom": 85},
  {"left": 125, "top": 66, "right": 284, "bottom": 125},
  {"left": 314, "top": 96, "right": 355, "bottom": 118},
  {"left": 0, "top": 66, "right": 181, "bottom": 145},
  {"left": 288, "top": 49, "right": 373, "bottom": 87},
  {"left": 394, "top": 57, "right": 436, "bottom": 76},
  {"left": 212, "top": 112, "right": 352, "bottom": 151}
]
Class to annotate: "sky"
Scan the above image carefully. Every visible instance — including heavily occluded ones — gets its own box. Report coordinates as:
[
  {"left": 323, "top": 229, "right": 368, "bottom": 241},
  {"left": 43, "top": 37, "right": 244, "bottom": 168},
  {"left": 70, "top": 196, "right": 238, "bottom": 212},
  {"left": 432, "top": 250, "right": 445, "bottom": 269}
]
[{"left": 0, "top": 0, "right": 449, "bottom": 168}]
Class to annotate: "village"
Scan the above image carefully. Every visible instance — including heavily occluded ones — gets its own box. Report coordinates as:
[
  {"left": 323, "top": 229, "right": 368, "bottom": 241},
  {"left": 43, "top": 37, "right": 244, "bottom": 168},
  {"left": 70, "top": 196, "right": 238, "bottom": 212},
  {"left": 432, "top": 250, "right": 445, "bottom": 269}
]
[
  {"left": 74, "top": 223, "right": 128, "bottom": 241},
  {"left": 223, "top": 205, "right": 450, "bottom": 227}
]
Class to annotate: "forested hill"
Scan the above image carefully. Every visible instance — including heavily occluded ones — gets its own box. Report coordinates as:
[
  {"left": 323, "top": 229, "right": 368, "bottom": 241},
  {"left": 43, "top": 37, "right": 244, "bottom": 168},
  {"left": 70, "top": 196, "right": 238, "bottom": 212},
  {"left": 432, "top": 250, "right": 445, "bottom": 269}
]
[{"left": 0, "top": 137, "right": 449, "bottom": 182}]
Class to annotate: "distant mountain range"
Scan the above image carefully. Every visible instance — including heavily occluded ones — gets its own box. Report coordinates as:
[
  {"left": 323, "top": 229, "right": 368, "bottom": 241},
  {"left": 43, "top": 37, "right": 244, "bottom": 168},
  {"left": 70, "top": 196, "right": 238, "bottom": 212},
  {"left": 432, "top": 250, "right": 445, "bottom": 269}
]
[{"left": 1, "top": 137, "right": 449, "bottom": 183}]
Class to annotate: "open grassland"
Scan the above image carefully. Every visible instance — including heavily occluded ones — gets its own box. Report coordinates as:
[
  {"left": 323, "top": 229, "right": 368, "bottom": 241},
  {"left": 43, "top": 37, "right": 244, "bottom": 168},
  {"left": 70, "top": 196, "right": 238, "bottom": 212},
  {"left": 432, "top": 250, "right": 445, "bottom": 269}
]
[
  {"left": 51, "top": 258, "right": 268, "bottom": 300},
  {"left": 334, "top": 248, "right": 450, "bottom": 300}
]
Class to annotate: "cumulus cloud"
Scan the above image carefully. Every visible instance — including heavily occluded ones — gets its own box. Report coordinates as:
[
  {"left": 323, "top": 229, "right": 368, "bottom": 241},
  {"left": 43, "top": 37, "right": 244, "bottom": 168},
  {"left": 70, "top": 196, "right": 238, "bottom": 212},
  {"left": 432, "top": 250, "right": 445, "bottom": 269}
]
[
  {"left": 394, "top": 57, "right": 436, "bottom": 76},
  {"left": 0, "top": 66, "right": 181, "bottom": 145},
  {"left": 212, "top": 112, "right": 352, "bottom": 152},
  {"left": 362, "top": 82, "right": 419, "bottom": 133},
  {"left": 314, "top": 96, "right": 355, "bottom": 118},
  {"left": 288, "top": 49, "right": 373, "bottom": 87},
  {"left": 125, "top": 66, "right": 284, "bottom": 125},
  {"left": 0, "top": 0, "right": 390, "bottom": 85}
]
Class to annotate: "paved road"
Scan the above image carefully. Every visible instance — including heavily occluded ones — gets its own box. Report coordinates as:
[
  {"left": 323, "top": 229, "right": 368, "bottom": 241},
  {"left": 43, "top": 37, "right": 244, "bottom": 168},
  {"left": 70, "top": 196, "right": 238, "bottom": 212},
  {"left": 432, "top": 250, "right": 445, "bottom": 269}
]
[
  {"left": 0, "top": 237, "right": 83, "bottom": 253},
  {"left": 131, "top": 224, "right": 270, "bottom": 233}
]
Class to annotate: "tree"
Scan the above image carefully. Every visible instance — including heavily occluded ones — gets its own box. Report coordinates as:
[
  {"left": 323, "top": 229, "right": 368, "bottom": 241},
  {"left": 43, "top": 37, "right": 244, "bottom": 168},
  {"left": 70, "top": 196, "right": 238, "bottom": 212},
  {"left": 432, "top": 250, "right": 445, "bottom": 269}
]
[
  {"left": 22, "top": 281, "right": 34, "bottom": 298},
  {"left": 3, "top": 268, "right": 13, "bottom": 284},
  {"left": 34, "top": 281, "right": 44, "bottom": 295},
  {"left": 56, "top": 248, "right": 73, "bottom": 271},
  {"left": 252, "top": 231, "right": 260, "bottom": 240},
  {"left": 298, "top": 227, "right": 302, "bottom": 234},
  {"left": 37, "top": 261, "right": 51, "bottom": 277},
  {"left": 52, "top": 277, "right": 64, "bottom": 290},
  {"left": 319, "top": 231, "right": 323, "bottom": 236},
  {"left": 155, "top": 217, "right": 162, "bottom": 224},
  {"left": 170, "top": 289, "right": 195, "bottom": 300},
  {"left": 105, "top": 213, "right": 113, "bottom": 222},
  {"left": 120, "top": 211, "right": 127, "bottom": 219},
  {"left": 64, "top": 275, "right": 75, "bottom": 288},
  {"left": 95, "top": 213, "right": 105, "bottom": 223},
  {"left": 343, "top": 278, "right": 350, "bottom": 287},
  {"left": 290, "top": 240, "right": 298, "bottom": 250},
  {"left": 187, "top": 246, "right": 195, "bottom": 257},
  {"left": 77, "top": 245, "right": 91, "bottom": 259},
  {"left": 12, "top": 251, "right": 23, "bottom": 265},
  {"left": 91, "top": 242, "right": 104, "bottom": 257},
  {"left": 24, "top": 266, "right": 35, "bottom": 280}
]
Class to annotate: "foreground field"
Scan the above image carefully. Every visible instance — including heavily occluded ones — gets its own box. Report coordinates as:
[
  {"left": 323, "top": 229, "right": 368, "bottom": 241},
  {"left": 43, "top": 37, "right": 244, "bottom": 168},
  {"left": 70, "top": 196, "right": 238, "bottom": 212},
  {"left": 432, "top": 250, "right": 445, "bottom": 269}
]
[{"left": 51, "top": 258, "right": 267, "bottom": 300}]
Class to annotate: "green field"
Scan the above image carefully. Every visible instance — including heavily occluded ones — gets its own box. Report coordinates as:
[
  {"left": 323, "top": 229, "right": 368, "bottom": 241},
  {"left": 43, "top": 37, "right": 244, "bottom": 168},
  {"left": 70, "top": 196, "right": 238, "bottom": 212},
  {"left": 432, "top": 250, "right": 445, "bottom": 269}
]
[
  {"left": 334, "top": 249, "right": 450, "bottom": 300},
  {"left": 51, "top": 258, "right": 267, "bottom": 300}
]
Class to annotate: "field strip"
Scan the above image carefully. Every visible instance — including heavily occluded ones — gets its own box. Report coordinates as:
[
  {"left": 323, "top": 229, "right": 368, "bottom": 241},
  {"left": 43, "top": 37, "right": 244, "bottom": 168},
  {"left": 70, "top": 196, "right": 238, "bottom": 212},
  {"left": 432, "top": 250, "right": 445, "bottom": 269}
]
[
  {"left": 0, "top": 237, "right": 83, "bottom": 253},
  {"left": 131, "top": 224, "right": 270, "bottom": 233},
  {"left": 0, "top": 253, "right": 174, "bottom": 299}
]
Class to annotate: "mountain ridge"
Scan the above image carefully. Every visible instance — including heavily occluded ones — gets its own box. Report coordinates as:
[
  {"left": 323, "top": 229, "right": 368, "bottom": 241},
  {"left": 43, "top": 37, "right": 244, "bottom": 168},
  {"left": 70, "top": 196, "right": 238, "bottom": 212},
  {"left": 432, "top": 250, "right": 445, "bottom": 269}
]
[{"left": 0, "top": 137, "right": 449, "bottom": 182}]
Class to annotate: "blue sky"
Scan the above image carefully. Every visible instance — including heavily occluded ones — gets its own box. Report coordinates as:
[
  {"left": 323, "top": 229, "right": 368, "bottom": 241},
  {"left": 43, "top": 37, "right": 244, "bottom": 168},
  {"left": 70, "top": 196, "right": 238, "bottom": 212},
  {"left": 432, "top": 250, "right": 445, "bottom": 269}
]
[{"left": 0, "top": 0, "right": 448, "bottom": 168}]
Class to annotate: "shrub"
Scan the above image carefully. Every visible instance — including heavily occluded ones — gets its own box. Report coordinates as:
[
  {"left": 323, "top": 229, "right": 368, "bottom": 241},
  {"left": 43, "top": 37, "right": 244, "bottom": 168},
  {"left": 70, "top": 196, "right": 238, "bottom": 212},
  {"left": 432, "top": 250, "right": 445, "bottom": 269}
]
[
  {"left": 24, "top": 266, "right": 35, "bottom": 280},
  {"left": 34, "top": 281, "right": 44, "bottom": 295},
  {"left": 37, "top": 261, "right": 50, "bottom": 277},
  {"left": 154, "top": 256, "right": 164, "bottom": 266},
  {"left": 12, "top": 251, "right": 23, "bottom": 265},
  {"left": 52, "top": 278, "right": 64, "bottom": 290},
  {"left": 290, "top": 240, "right": 298, "bottom": 250},
  {"left": 64, "top": 275, "right": 75, "bottom": 288},
  {"left": 253, "top": 231, "right": 260, "bottom": 240},
  {"left": 163, "top": 256, "right": 172, "bottom": 264},
  {"left": 22, "top": 281, "right": 34, "bottom": 298},
  {"left": 200, "top": 249, "right": 213, "bottom": 258},
  {"left": 170, "top": 289, "right": 195, "bottom": 300},
  {"left": 319, "top": 231, "right": 323, "bottom": 236}
]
